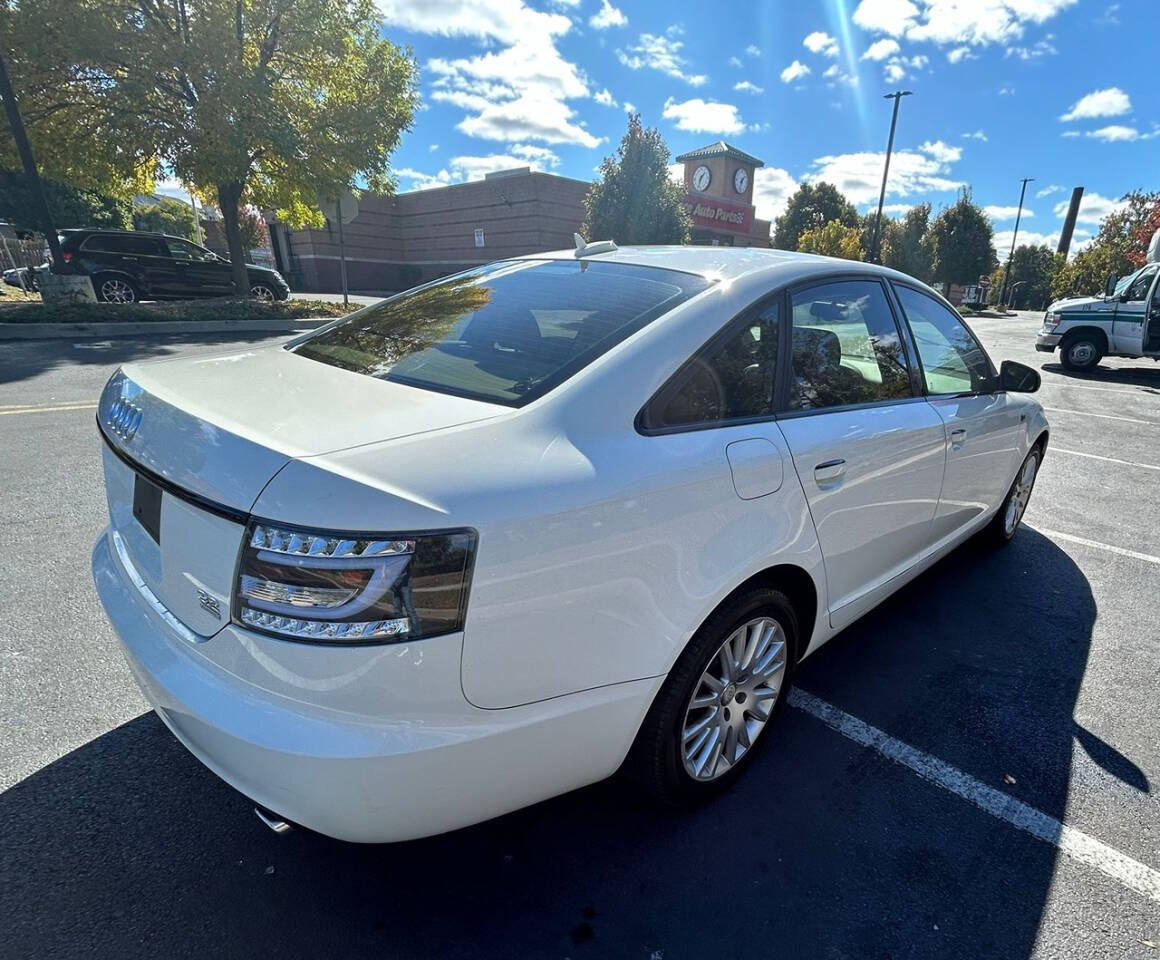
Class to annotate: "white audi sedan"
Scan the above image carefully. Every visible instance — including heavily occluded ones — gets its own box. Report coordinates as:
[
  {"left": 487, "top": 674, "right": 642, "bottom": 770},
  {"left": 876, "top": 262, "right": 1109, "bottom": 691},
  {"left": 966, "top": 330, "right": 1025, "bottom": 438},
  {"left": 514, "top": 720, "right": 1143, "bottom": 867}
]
[{"left": 93, "top": 245, "right": 1047, "bottom": 842}]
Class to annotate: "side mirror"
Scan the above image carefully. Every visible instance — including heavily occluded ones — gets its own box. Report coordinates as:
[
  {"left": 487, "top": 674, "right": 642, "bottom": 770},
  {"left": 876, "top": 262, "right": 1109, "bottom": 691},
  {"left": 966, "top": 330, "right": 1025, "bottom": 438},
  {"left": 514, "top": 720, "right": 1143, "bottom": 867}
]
[
  {"left": 1104, "top": 273, "right": 1118, "bottom": 298},
  {"left": 1000, "top": 359, "right": 1040, "bottom": 393}
]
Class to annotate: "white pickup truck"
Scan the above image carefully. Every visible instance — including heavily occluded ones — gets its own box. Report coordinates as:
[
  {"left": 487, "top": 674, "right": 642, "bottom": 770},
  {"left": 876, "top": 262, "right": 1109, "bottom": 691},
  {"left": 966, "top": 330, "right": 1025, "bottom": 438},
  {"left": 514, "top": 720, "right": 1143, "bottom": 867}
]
[{"left": 1037, "top": 248, "right": 1160, "bottom": 372}]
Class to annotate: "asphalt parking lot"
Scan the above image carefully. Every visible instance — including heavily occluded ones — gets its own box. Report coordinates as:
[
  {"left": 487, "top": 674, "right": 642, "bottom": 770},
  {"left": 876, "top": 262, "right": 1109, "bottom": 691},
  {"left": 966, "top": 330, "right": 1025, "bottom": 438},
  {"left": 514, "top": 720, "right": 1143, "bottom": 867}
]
[{"left": 1, "top": 312, "right": 1158, "bottom": 959}]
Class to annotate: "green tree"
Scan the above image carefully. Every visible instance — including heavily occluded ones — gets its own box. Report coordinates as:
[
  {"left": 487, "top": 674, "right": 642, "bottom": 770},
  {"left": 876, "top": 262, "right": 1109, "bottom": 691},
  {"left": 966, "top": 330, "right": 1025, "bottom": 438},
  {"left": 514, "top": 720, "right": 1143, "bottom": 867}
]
[
  {"left": 0, "top": 170, "right": 131, "bottom": 232},
  {"left": 797, "top": 220, "right": 864, "bottom": 260},
  {"left": 881, "top": 203, "right": 933, "bottom": 282},
  {"left": 1052, "top": 191, "right": 1160, "bottom": 299},
  {"left": 988, "top": 245, "right": 1061, "bottom": 309},
  {"left": 2, "top": 0, "right": 419, "bottom": 296},
  {"left": 583, "top": 115, "right": 690, "bottom": 244},
  {"left": 929, "top": 191, "right": 997, "bottom": 286},
  {"left": 132, "top": 196, "right": 197, "bottom": 240},
  {"left": 772, "top": 182, "right": 858, "bottom": 251}
]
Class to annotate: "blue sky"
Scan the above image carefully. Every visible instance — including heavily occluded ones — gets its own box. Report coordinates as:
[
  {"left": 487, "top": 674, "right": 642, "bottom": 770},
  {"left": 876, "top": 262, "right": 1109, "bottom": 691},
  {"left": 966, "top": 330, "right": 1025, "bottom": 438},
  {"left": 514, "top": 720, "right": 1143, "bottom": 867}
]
[{"left": 384, "top": 1, "right": 1156, "bottom": 256}]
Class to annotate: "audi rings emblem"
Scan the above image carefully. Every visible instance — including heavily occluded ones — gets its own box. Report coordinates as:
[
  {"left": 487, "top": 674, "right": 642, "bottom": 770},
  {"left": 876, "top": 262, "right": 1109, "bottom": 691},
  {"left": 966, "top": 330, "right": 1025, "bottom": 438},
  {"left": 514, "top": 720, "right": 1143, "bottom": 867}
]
[{"left": 106, "top": 398, "right": 143, "bottom": 442}]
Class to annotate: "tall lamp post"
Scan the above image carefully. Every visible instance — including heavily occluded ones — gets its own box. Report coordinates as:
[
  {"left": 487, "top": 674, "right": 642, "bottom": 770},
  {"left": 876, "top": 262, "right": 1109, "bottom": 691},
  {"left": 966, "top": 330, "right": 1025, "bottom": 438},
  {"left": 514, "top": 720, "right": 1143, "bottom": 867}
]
[
  {"left": 869, "top": 90, "right": 912, "bottom": 264},
  {"left": 999, "top": 176, "right": 1034, "bottom": 307}
]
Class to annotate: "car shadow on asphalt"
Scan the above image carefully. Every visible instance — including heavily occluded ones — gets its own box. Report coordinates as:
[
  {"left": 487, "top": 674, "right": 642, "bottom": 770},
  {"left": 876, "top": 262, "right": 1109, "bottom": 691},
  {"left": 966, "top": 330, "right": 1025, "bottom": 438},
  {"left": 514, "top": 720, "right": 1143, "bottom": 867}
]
[
  {"left": 1039, "top": 361, "right": 1160, "bottom": 392},
  {"left": 1, "top": 529, "right": 1126, "bottom": 959},
  {"left": 0, "top": 333, "right": 298, "bottom": 386}
]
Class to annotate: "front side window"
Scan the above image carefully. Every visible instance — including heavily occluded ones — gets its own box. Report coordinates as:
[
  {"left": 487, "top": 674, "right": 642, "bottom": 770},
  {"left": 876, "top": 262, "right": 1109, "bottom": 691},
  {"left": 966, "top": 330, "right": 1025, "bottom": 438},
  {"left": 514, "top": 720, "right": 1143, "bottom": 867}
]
[
  {"left": 164, "top": 238, "right": 215, "bottom": 261},
  {"left": 1122, "top": 265, "right": 1158, "bottom": 302},
  {"left": 642, "top": 301, "right": 779, "bottom": 430},
  {"left": 786, "top": 280, "right": 911, "bottom": 411},
  {"left": 292, "top": 260, "right": 711, "bottom": 406},
  {"left": 893, "top": 284, "right": 995, "bottom": 395}
]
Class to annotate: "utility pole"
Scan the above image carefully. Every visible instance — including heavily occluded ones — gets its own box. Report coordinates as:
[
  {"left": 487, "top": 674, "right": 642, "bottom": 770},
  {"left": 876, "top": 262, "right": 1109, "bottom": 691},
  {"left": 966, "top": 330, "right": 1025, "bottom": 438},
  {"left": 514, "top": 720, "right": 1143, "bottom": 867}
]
[
  {"left": 999, "top": 177, "right": 1034, "bottom": 307},
  {"left": 0, "top": 50, "right": 64, "bottom": 271},
  {"left": 869, "top": 90, "right": 912, "bottom": 264}
]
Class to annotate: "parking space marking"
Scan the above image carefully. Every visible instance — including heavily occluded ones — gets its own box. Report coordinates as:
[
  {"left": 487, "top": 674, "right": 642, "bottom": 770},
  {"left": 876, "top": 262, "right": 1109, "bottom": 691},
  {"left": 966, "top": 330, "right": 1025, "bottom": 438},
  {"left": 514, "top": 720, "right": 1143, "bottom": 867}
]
[
  {"left": 0, "top": 402, "right": 98, "bottom": 416},
  {"left": 1050, "top": 447, "right": 1160, "bottom": 472},
  {"left": 1024, "top": 525, "right": 1160, "bottom": 566},
  {"left": 1041, "top": 406, "right": 1155, "bottom": 426},
  {"left": 789, "top": 688, "right": 1160, "bottom": 905},
  {"left": 1044, "top": 381, "right": 1160, "bottom": 396}
]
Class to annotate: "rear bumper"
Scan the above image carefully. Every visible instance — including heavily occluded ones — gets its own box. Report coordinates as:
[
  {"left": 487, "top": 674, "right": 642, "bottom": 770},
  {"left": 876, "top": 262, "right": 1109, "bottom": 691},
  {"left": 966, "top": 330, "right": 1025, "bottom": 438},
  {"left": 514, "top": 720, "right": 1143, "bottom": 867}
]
[
  {"left": 92, "top": 529, "right": 656, "bottom": 842},
  {"left": 1035, "top": 332, "right": 1061, "bottom": 353}
]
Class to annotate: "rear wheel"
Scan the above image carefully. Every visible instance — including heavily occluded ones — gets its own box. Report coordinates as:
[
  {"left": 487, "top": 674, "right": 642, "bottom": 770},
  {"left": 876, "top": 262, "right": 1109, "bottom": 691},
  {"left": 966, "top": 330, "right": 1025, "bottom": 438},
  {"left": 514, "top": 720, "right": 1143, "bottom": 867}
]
[
  {"left": 627, "top": 586, "right": 796, "bottom": 804},
  {"left": 95, "top": 274, "right": 139, "bottom": 304},
  {"left": 985, "top": 447, "right": 1040, "bottom": 546},
  {"left": 1060, "top": 334, "right": 1103, "bottom": 371}
]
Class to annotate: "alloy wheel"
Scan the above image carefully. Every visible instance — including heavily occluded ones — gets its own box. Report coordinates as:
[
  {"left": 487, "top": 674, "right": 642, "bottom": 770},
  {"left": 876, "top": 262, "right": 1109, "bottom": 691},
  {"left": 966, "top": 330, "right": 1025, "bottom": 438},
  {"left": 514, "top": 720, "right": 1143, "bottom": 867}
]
[
  {"left": 1004, "top": 452, "right": 1038, "bottom": 536},
  {"left": 100, "top": 278, "right": 136, "bottom": 303},
  {"left": 681, "top": 616, "right": 787, "bottom": 781},
  {"left": 250, "top": 284, "right": 276, "bottom": 301}
]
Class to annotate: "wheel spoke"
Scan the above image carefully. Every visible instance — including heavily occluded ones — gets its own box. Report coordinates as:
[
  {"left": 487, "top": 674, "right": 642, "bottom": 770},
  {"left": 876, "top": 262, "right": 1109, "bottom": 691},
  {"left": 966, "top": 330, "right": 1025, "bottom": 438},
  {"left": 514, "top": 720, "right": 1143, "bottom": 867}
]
[
  {"left": 683, "top": 707, "right": 718, "bottom": 743},
  {"left": 694, "top": 726, "right": 722, "bottom": 777}
]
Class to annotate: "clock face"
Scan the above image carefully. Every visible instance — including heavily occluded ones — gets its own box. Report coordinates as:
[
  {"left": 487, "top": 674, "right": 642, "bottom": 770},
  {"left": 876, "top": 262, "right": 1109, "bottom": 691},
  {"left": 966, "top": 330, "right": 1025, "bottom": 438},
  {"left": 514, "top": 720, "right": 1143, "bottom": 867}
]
[
  {"left": 733, "top": 168, "right": 749, "bottom": 194},
  {"left": 692, "top": 165, "right": 712, "bottom": 192}
]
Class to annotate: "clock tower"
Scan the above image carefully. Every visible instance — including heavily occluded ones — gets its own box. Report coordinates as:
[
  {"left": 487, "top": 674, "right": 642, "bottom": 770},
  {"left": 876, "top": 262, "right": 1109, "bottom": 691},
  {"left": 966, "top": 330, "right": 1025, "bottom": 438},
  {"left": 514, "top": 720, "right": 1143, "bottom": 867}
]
[{"left": 675, "top": 141, "right": 770, "bottom": 247}]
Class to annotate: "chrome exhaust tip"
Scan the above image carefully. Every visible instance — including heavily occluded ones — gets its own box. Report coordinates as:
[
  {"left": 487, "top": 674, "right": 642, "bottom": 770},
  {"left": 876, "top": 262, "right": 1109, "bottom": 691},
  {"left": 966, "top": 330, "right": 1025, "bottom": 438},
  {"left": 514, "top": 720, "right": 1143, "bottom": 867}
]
[{"left": 254, "top": 805, "right": 293, "bottom": 834}]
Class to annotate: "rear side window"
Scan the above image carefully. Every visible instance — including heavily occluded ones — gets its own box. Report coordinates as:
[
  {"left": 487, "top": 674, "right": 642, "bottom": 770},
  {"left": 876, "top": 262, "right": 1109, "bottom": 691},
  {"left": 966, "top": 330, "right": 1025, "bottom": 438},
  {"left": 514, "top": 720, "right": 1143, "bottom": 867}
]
[
  {"left": 893, "top": 284, "right": 995, "bottom": 394},
  {"left": 641, "top": 300, "right": 779, "bottom": 430},
  {"left": 82, "top": 234, "right": 164, "bottom": 256},
  {"left": 292, "top": 260, "right": 711, "bottom": 406},
  {"left": 786, "top": 280, "right": 911, "bottom": 411}
]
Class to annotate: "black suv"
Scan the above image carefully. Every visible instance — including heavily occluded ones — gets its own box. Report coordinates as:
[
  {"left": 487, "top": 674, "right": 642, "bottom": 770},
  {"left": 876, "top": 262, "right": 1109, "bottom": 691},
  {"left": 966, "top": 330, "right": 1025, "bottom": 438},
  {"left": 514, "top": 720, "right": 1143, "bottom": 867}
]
[{"left": 59, "top": 229, "right": 289, "bottom": 303}]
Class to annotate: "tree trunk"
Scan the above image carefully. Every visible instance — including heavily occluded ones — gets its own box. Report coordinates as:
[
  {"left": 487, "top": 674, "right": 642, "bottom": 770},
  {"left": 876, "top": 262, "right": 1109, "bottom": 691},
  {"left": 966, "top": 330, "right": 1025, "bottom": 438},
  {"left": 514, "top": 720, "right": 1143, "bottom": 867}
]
[{"left": 216, "top": 182, "right": 249, "bottom": 297}]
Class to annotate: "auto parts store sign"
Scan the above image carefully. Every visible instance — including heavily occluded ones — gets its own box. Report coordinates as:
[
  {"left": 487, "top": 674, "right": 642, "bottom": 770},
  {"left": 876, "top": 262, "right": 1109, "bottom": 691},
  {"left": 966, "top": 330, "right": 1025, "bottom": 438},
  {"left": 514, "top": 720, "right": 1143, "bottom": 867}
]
[{"left": 683, "top": 195, "right": 752, "bottom": 234}]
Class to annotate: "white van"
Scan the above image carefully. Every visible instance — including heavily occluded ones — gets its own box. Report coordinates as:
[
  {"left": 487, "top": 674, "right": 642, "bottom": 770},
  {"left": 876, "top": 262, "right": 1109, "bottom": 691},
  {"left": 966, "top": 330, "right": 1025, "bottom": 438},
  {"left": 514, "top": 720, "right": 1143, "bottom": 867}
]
[{"left": 1036, "top": 252, "right": 1160, "bottom": 372}]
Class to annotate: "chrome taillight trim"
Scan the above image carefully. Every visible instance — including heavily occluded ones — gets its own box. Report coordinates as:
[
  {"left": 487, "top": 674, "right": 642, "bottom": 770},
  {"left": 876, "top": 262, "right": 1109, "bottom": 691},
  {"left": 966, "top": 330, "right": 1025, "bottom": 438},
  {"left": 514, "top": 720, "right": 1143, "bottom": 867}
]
[
  {"left": 239, "top": 607, "right": 410, "bottom": 641},
  {"left": 248, "top": 523, "right": 415, "bottom": 558}
]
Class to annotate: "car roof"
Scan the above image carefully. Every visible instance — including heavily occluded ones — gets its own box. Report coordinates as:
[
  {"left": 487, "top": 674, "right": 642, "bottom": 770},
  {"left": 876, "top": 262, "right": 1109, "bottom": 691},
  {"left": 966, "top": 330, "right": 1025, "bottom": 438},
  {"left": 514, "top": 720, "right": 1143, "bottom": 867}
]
[{"left": 527, "top": 244, "right": 924, "bottom": 289}]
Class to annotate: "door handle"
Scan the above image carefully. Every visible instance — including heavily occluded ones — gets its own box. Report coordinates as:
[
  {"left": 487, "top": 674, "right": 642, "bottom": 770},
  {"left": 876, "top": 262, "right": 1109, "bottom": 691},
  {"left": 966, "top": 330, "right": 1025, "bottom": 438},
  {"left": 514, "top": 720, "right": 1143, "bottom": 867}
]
[
  {"left": 814, "top": 458, "right": 846, "bottom": 484},
  {"left": 949, "top": 428, "right": 967, "bottom": 445}
]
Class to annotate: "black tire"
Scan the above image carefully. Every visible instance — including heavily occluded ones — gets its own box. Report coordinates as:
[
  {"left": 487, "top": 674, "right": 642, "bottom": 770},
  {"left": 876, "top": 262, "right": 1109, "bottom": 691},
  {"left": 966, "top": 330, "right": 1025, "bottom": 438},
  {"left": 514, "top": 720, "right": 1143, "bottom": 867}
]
[
  {"left": 1059, "top": 333, "right": 1103, "bottom": 372},
  {"left": 983, "top": 445, "right": 1041, "bottom": 546},
  {"left": 626, "top": 586, "right": 798, "bottom": 805},
  {"left": 94, "top": 274, "right": 140, "bottom": 304}
]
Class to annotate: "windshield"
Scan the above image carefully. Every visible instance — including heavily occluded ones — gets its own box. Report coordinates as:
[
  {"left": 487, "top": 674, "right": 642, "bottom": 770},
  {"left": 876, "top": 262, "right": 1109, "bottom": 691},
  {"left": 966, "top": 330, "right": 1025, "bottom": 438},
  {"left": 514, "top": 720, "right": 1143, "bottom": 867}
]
[{"left": 292, "top": 259, "right": 712, "bottom": 406}]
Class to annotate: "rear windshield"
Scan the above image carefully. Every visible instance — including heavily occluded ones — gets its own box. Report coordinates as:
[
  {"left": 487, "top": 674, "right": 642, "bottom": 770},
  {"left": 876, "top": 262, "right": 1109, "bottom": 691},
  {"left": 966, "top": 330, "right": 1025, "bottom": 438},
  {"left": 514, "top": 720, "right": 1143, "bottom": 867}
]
[{"left": 291, "top": 259, "right": 712, "bottom": 406}]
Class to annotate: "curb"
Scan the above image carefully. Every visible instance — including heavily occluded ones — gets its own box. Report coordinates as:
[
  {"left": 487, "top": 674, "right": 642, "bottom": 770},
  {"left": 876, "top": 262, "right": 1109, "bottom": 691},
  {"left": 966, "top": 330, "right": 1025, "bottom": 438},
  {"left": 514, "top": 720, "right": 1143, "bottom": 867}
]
[{"left": 0, "top": 317, "right": 335, "bottom": 341}]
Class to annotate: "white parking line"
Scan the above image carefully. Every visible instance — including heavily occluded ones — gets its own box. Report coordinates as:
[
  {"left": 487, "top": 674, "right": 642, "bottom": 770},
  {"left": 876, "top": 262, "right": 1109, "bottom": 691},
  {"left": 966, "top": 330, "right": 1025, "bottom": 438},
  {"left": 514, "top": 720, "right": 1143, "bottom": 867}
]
[
  {"left": 1041, "top": 406, "right": 1155, "bottom": 426},
  {"left": 789, "top": 688, "right": 1160, "bottom": 905},
  {"left": 0, "top": 402, "right": 98, "bottom": 416},
  {"left": 1024, "top": 525, "right": 1160, "bottom": 566},
  {"left": 1045, "top": 381, "right": 1160, "bottom": 396},
  {"left": 1050, "top": 447, "right": 1160, "bottom": 471}
]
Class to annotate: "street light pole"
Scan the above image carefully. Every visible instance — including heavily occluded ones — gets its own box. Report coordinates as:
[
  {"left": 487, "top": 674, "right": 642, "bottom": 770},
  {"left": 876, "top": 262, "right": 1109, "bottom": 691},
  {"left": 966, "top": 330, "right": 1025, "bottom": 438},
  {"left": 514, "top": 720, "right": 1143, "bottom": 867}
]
[
  {"left": 999, "top": 177, "right": 1034, "bottom": 307},
  {"left": 869, "top": 90, "right": 912, "bottom": 264}
]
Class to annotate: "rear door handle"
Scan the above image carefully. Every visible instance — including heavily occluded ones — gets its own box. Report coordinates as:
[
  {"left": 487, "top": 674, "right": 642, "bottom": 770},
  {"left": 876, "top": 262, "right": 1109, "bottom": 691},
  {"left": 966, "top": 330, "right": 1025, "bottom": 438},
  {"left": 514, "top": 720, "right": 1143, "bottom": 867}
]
[
  {"left": 814, "top": 458, "right": 846, "bottom": 484},
  {"left": 950, "top": 428, "right": 967, "bottom": 445}
]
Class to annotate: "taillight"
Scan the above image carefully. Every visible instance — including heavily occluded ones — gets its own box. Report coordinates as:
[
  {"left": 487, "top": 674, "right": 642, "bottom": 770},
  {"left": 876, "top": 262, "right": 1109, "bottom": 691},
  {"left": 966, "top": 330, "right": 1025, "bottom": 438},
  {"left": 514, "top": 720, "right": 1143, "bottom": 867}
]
[
  {"left": 233, "top": 521, "right": 476, "bottom": 644},
  {"left": 62, "top": 251, "right": 73, "bottom": 262}
]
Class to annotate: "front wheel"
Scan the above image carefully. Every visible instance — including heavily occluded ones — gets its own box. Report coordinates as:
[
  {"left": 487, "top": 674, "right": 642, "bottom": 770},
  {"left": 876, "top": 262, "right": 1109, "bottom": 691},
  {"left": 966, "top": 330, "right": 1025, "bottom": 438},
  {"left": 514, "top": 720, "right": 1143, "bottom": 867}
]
[
  {"left": 95, "top": 274, "right": 140, "bottom": 304},
  {"left": 985, "top": 447, "right": 1041, "bottom": 546},
  {"left": 1060, "top": 335, "right": 1103, "bottom": 372},
  {"left": 626, "top": 587, "right": 796, "bottom": 804},
  {"left": 249, "top": 283, "right": 278, "bottom": 302}
]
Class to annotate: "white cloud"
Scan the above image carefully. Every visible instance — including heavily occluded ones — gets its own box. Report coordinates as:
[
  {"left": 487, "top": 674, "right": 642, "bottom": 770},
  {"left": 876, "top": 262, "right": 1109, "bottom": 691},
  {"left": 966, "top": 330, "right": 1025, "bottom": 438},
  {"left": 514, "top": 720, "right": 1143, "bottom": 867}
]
[
  {"left": 803, "top": 31, "right": 840, "bottom": 57},
  {"left": 728, "top": 56, "right": 743, "bottom": 68},
  {"left": 851, "top": 0, "right": 1077, "bottom": 48},
  {"left": 1059, "top": 86, "right": 1131, "bottom": 121},
  {"left": 661, "top": 96, "right": 745, "bottom": 135},
  {"left": 1053, "top": 191, "right": 1126, "bottom": 225},
  {"left": 622, "top": 100, "right": 636, "bottom": 113},
  {"left": 1036, "top": 184, "right": 1062, "bottom": 198},
  {"left": 667, "top": 162, "right": 684, "bottom": 186},
  {"left": 947, "top": 46, "right": 975, "bottom": 63},
  {"left": 984, "top": 205, "right": 1033, "bottom": 220},
  {"left": 862, "top": 38, "right": 900, "bottom": 60},
  {"left": 589, "top": 0, "right": 627, "bottom": 30},
  {"left": 992, "top": 229, "right": 1061, "bottom": 257},
  {"left": 879, "top": 203, "right": 916, "bottom": 215},
  {"left": 780, "top": 60, "right": 811, "bottom": 83},
  {"left": 881, "top": 53, "right": 927, "bottom": 81},
  {"left": 734, "top": 80, "right": 764, "bottom": 94},
  {"left": 389, "top": 0, "right": 602, "bottom": 148},
  {"left": 752, "top": 167, "right": 799, "bottom": 222},
  {"left": 1095, "top": 3, "right": 1120, "bottom": 25},
  {"left": 396, "top": 146, "right": 561, "bottom": 191},
  {"left": 1004, "top": 35, "right": 1057, "bottom": 59},
  {"left": 617, "top": 26, "right": 708, "bottom": 86},
  {"left": 593, "top": 87, "right": 618, "bottom": 107},
  {"left": 998, "top": 85, "right": 1014, "bottom": 95},
  {"left": 1085, "top": 124, "right": 1140, "bottom": 142},
  {"left": 804, "top": 140, "right": 962, "bottom": 205},
  {"left": 429, "top": 143, "right": 439, "bottom": 152},
  {"left": 745, "top": 44, "right": 761, "bottom": 57},
  {"left": 962, "top": 129, "right": 987, "bottom": 141}
]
